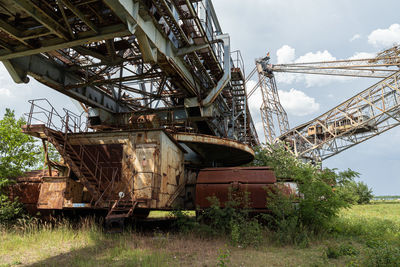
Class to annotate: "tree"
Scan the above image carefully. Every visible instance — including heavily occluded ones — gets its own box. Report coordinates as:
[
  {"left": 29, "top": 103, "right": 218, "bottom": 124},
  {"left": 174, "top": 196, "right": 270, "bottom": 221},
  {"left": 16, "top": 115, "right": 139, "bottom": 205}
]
[
  {"left": 0, "top": 109, "right": 41, "bottom": 179},
  {"left": 354, "top": 181, "right": 373, "bottom": 204},
  {"left": 0, "top": 109, "right": 41, "bottom": 223}
]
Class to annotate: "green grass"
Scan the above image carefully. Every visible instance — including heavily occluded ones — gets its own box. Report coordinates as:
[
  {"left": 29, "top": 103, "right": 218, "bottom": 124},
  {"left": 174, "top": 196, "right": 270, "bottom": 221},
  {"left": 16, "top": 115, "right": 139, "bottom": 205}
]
[
  {"left": 1, "top": 203, "right": 399, "bottom": 266},
  {"left": 331, "top": 203, "right": 400, "bottom": 245}
]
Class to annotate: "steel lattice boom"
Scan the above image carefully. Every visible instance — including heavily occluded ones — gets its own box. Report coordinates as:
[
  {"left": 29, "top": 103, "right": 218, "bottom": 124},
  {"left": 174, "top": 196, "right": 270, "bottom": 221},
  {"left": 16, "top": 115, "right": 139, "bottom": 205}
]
[
  {"left": 271, "top": 55, "right": 400, "bottom": 78},
  {"left": 273, "top": 46, "right": 400, "bottom": 161},
  {"left": 279, "top": 70, "right": 400, "bottom": 161}
]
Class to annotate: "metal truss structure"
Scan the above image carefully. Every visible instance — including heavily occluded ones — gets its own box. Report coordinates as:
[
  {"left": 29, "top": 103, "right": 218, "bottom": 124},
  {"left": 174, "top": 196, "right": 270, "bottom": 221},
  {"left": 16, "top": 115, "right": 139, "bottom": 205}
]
[
  {"left": 279, "top": 71, "right": 400, "bottom": 161},
  {"left": 254, "top": 56, "right": 289, "bottom": 144},
  {"left": 271, "top": 55, "right": 400, "bottom": 78},
  {"left": 0, "top": 0, "right": 258, "bottom": 146},
  {"left": 272, "top": 47, "right": 400, "bottom": 161}
]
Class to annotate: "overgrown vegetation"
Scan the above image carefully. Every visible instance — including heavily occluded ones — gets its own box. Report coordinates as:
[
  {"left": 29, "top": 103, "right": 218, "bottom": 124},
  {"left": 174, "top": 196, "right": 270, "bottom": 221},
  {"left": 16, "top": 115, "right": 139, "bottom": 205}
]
[
  {"left": 0, "top": 108, "right": 62, "bottom": 224},
  {"left": 171, "top": 193, "right": 264, "bottom": 248},
  {"left": 0, "top": 109, "right": 41, "bottom": 179},
  {"left": 1, "top": 203, "right": 400, "bottom": 266},
  {"left": 251, "top": 143, "right": 367, "bottom": 245},
  {"left": 0, "top": 109, "right": 43, "bottom": 223},
  {"left": 171, "top": 143, "right": 376, "bottom": 249}
]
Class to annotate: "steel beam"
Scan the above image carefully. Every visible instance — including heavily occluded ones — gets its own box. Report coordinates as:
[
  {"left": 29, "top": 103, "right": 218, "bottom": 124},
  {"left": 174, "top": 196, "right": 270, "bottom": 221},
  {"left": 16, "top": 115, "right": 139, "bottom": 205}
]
[
  {"left": 13, "top": 0, "right": 69, "bottom": 40},
  {"left": 7, "top": 54, "right": 128, "bottom": 113},
  {"left": 0, "top": 24, "right": 130, "bottom": 60},
  {"left": 59, "top": 0, "right": 99, "bottom": 33},
  {"left": 0, "top": 19, "right": 30, "bottom": 46}
]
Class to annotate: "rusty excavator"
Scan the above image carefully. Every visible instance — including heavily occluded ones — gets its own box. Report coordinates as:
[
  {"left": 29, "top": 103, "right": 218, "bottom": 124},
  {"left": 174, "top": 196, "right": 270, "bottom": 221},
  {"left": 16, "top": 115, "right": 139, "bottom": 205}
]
[{"left": 2, "top": 0, "right": 278, "bottom": 227}]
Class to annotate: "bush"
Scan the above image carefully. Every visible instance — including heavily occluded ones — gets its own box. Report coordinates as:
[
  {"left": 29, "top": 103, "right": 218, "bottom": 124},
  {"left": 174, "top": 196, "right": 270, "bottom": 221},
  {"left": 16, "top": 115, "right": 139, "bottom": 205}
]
[
  {"left": 0, "top": 194, "right": 23, "bottom": 223},
  {"left": 248, "top": 143, "right": 370, "bottom": 246},
  {"left": 252, "top": 144, "right": 352, "bottom": 234},
  {"left": 336, "top": 179, "right": 373, "bottom": 205},
  {"left": 170, "top": 209, "right": 198, "bottom": 233},
  {"left": 363, "top": 240, "right": 400, "bottom": 266},
  {"left": 199, "top": 195, "right": 263, "bottom": 247},
  {"left": 325, "top": 243, "right": 359, "bottom": 259},
  {"left": 354, "top": 181, "right": 373, "bottom": 204}
]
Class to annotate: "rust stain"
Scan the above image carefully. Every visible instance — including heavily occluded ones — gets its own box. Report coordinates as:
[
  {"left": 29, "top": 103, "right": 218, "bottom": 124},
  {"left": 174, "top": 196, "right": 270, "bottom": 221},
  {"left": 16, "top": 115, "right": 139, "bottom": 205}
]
[{"left": 196, "top": 167, "right": 277, "bottom": 209}]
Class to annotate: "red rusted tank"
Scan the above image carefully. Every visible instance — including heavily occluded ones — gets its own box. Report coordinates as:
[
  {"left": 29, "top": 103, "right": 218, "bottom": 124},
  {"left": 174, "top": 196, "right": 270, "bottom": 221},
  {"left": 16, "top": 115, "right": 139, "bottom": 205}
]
[{"left": 195, "top": 167, "right": 277, "bottom": 210}]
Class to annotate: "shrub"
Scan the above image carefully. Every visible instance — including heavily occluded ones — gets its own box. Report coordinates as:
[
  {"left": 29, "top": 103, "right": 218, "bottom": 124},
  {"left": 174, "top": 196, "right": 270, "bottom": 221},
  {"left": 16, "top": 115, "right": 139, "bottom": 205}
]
[
  {"left": 354, "top": 181, "right": 373, "bottom": 204},
  {"left": 338, "top": 243, "right": 359, "bottom": 256},
  {"left": 216, "top": 246, "right": 231, "bottom": 267},
  {"left": 324, "top": 243, "right": 359, "bottom": 259},
  {"left": 336, "top": 180, "right": 373, "bottom": 205},
  {"left": 170, "top": 209, "right": 198, "bottom": 233},
  {"left": 198, "top": 195, "right": 263, "bottom": 247},
  {"left": 325, "top": 245, "right": 341, "bottom": 259},
  {"left": 252, "top": 144, "right": 353, "bottom": 237},
  {"left": 0, "top": 194, "right": 23, "bottom": 223},
  {"left": 363, "top": 240, "right": 400, "bottom": 266}
]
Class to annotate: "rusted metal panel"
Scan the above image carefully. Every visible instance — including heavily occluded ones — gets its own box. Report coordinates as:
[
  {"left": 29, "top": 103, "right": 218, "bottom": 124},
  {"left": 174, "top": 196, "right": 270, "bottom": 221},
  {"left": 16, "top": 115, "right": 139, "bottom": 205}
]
[
  {"left": 8, "top": 170, "right": 57, "bottom": 215},
  {"left": 63, "top": 178, "right": 84, "bottom": 208},
  {"left": 37, "top": 177, "right": 67, "bottom": 209},
  {"left": 8, "top": 182, "right": 40, "bottom": 204},
  {"left": 158, "top": 132, "right": 184, "bottom": 208},
  {"left": 196, "top": 183, "right": 275, "bottom": 209},
  {"left": 134, "top": 173, "right": 153, "bottom": 200},
  {"left": 195, "top": 167, "right": 277, "bottom": 209},
  {"left": 197, "top": 167, "right": 276, "bottom": 184}
]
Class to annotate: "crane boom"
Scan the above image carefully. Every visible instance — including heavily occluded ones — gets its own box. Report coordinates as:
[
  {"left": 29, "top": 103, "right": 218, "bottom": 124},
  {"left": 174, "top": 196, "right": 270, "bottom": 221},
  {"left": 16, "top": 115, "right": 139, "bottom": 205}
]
[
  {"left": 279, "top": 70, "right": 400, "bottom": 161},
  {"left": 268, "top": 45, "right": 400, "bottom": 161},
  {"left": 271, "top": 56, "right": 400, "bottom": 78}
]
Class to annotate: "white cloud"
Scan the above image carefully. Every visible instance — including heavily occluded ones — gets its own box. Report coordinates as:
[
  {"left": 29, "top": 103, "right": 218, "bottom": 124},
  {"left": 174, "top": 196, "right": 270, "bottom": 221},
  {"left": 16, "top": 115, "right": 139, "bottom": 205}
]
[
  {"left": 276, "top": 45, "right": 295, "bottom": 64},
  {"left": 0, "top": 88, "right": 12, "bottom": 97},
  {"left": 246, "top": 80, "right": 262, "bottom": 114},
  {"left": 275, "top": 47, "right": 341, "bottom": 87},
  {"left": 294, "top": 50, "right": 336, "bottom": 63},
  {"left": 368, "top": 24, "right": 400, "bottom": 47},
  {"left": 274, "top": 45, "right": 380, "bottom": 87},
  {"left": 348, "top": 52, "right": 376, "bottom": 60},
  {"left": 278, "top": 88, "right": 320, "bottom": 116},
  {"left": 349, "top": 34, "right": 361, "bottom": 42}
]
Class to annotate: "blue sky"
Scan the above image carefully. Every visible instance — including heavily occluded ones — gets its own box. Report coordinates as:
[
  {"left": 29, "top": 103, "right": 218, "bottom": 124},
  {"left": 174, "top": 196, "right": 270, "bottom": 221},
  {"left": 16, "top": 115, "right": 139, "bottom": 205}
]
[{"left": 0, "top": 0, "right": 399, "bottom": 195}]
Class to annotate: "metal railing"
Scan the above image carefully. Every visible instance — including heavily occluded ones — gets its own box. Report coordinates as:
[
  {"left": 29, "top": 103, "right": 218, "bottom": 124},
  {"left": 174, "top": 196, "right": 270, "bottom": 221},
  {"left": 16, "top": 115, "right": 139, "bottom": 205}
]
[
  {"left": 230, "top": 50, "right": 245, "bottom": 77},
  {"left": 25, "top": 99, "right": 88, "bottom": 134}
]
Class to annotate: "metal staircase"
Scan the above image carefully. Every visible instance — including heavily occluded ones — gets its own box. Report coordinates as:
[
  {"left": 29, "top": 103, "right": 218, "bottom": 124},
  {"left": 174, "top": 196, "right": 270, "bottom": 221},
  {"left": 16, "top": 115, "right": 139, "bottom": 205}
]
[
  {"left": 230, "top": 52, "right": 259, "bottom": 145},
  {"left": 22, "top": 99, "right": 119, "bottom": 207},
  {"left": 44, "top": 128, "right": 105, "bottom": 205}
]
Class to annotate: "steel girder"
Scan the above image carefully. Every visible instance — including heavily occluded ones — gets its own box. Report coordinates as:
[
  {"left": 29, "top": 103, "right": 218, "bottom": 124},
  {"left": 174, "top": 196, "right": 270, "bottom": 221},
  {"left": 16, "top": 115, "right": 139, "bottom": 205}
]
[{"left": 6, "top": 54, "right": 128, "bottom": 113}]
